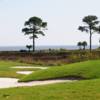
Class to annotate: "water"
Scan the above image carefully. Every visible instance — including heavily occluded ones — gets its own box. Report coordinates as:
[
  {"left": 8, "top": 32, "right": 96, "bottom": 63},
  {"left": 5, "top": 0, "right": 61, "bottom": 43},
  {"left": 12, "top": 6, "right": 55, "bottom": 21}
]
[{"left": 0, "top": 45, "right": 99, "bottom": 51}]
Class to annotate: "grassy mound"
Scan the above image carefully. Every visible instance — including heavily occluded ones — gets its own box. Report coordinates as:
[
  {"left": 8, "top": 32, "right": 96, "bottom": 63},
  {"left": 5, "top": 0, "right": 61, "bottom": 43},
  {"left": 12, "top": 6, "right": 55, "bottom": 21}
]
[{"left": 20, "top": 60, "right": 100, "bottom": 82}]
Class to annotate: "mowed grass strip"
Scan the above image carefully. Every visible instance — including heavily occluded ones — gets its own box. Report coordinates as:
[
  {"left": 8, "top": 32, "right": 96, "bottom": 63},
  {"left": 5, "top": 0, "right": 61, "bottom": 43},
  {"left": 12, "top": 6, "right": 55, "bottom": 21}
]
[
  {"left": 0, "top": 79, "right": 100, "bottom": 100},
  {"left": 20, "top": 60, "right": 100, "bottom": 82}
]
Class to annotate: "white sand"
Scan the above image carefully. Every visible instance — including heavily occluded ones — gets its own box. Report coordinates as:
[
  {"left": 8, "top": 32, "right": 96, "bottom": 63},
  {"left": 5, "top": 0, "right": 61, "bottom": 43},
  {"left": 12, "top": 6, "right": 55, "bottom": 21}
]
[
  {"left": 0, "top": 78, "right": 76, "bottom": 89},
  {"left": 12, "top": 66, "right": 48, "bottom": 69},
  {"left": 5, "top": 66, "right": 77, "bottom": 89},
  {"left": 16, "top": 71, "right": 33, "bottom": 75}
]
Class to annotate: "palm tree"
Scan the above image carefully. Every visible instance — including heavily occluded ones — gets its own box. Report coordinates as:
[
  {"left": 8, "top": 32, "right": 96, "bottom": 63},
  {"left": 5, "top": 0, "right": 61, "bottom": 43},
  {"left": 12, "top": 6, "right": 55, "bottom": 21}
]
[
  {"left": 22, "top": 16, "right": 47, "bottom": 52},
  {"left": 77, "top": 42, "right": 82, "bottom": 50},
  {"left": 78, "top": 15, "right": 99, "bottom": 52},
  {"left": 26, "top": 45, "right": 32, "bottom": 52},
  {"left": 82, "top": 41, "right": 87, "bottom": 50}
]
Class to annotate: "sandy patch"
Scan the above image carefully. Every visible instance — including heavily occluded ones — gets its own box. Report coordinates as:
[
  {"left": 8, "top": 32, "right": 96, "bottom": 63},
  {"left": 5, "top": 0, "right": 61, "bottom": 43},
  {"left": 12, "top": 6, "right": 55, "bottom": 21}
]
[
  {"left": 16, "top": 71, "right": 33, "bottom": 75},
  {"left": 0, "top": 78, "right": 76, "bottom": 89},
  {"left": 12, "top": 66, "right": 48, "bottom": 69}
]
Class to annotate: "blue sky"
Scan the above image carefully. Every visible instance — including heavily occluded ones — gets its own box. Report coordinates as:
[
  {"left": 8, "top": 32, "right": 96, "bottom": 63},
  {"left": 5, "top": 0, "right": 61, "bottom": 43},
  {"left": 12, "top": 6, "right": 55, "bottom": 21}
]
[{"left": 0, "top": 0, "right": 100, "bottom": 46}]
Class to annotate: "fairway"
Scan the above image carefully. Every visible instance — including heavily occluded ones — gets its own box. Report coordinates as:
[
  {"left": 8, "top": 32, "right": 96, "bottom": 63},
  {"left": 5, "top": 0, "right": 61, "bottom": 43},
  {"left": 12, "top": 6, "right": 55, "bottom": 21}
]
[
  {"left": 0, "top": 61, "right": 43, "bottom": 78},
  {"left": 0, "top": 60, "right": 99, "bottom": 99},
  {"left": 0, "top": 79, "right": 100, "bottom": 100}
]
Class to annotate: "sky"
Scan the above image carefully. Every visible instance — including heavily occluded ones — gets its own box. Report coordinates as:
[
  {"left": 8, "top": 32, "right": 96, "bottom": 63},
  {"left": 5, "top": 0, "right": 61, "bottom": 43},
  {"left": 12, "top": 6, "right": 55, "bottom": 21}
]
[{"left": 0, "top": 0, "right": 100, "bottom": 46}]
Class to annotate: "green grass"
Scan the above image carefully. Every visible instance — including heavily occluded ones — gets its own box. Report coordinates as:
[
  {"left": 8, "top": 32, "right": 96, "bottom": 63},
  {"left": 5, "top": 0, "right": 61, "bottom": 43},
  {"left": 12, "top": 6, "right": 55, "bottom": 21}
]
[
  {"left": 20, "top": 60, "right": 100, "bottom": 82},
  {"left": 0, "top": 60, "right": 100, "bottom": 100},
  {"left": 0, "top": 79, "right": 100, "bottom": 100},
  {"left": 0, "top": 61, "right": 41, "bottom": 78}
]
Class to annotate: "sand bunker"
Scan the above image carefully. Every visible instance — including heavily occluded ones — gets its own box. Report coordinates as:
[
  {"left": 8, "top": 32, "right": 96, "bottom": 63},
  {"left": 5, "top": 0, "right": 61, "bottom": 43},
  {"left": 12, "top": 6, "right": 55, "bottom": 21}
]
[
  {"left": 12, "top": 66, "right": 48, "bottom": 69},
  {"left": 0, "top": 78, "right": 76, "bottom": 89},
  {"left": 16, "top": 71, "right": 33, "bottom": 75}
]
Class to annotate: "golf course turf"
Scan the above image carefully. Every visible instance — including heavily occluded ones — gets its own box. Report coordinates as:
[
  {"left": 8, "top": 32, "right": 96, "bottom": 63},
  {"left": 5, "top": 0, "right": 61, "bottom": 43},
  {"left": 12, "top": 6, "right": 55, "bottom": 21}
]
[
  {"left": 0, "top": 79, "right": 100, "bottom": 100},
  {"left": 0, "top": 61, "right": 41, "bottom": 78},
  {"left": 0, "top": 60, "right": 100, "bottom": 100},
  {"left": 20, "top": 60, "right": 100, "bottom": 82}
]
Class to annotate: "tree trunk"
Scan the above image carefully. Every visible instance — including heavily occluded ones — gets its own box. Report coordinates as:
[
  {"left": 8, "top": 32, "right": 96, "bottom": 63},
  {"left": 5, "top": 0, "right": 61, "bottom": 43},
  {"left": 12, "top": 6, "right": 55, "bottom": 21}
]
[
  {"left": 84, "top": 46, "right": 85, "bottom": 50},
  {"left": 33, "top": 35, "right": 35, "bottom": 52},
  {"left": 29, "top": 48, "right": 30, "bottom": 52},
  {"left": 79, "top": 46, "right": 81, "bottom": 50},
  {"left": 90, "top": 29, "right": 92, "bottom": 52}
]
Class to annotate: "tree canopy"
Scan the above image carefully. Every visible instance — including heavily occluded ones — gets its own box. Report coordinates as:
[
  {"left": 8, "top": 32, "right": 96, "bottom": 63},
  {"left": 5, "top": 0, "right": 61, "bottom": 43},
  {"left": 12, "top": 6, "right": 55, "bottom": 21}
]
[{"left": 22, "top": 16, "right": 47, "bottom": 52}]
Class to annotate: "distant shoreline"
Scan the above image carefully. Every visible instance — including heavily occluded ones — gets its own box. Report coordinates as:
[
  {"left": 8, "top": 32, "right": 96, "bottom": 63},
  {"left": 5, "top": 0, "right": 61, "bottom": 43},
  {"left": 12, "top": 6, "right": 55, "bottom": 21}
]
[{"left": 0, "top": 45, "right": 98, "bottom": 51}]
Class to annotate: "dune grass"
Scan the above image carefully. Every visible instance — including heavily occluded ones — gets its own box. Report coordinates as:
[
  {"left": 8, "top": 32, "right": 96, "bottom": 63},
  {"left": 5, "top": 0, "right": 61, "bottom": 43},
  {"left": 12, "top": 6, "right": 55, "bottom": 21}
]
[{"left": 20, "top": 60, "right": 100, "bottom": 82}]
